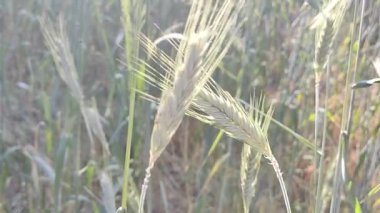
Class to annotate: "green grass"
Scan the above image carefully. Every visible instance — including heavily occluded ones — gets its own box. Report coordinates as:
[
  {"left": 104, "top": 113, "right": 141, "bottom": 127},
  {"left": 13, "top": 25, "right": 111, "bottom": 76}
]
[{"left": 1, "top": 0, "right": 380, "bottom": 212}]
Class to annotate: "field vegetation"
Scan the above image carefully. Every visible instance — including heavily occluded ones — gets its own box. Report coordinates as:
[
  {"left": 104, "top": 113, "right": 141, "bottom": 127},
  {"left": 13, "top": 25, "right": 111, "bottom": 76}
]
[{"left": 1, "top": 0, "right": 379, "bottom": 212}]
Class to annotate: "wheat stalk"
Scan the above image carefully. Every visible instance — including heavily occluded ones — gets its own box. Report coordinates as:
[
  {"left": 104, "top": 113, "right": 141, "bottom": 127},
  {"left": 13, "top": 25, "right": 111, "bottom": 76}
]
[
  {"left": 311, "top": 1, "right": 350, "bottom": 212},
  {"left": 139, "top": 31, "right": 208, "bottom": 213},
  {"left": 133, "top": 1, "right": 293, "bottom": 211},
  {"left": 194, "top": 86, "right": 292, "bottom": 213},
  {"left": 133, "top": 38, "right": 292, "bottom": 212},
  {"left": 40, "top": 17, "right": 110, "bottom": 159},
  {"left": 192, "top": 85, "right": 273, "bottom": 156},
  {"left": 137, "top": 68, "right": 292, "bottom": 212},
  {"left": 138, "top": 1, "right": 245, "bottom": 211}
]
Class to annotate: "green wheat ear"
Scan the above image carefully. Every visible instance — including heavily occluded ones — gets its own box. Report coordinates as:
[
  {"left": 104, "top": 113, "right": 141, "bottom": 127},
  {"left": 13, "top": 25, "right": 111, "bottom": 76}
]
[
  {"left": 315, "top": 16, "right": 335, "bottom": 70},
  {"left": 312, "top": 0, "right": 350, "bottom": 70}
]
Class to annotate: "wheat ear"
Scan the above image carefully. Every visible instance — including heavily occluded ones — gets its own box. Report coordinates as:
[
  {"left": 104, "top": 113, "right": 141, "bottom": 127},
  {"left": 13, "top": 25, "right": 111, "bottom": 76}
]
[
  {"left": 138, "top": 0, "right": 245, "bottom": 211},
  {"left": 134, "top": 29, "right": 292, "bottom": 213},
  {"left": 137, "top": 72, "right": 293, "bottom": 213},
  {"left": 138, "top": 32, "right": 208, "bottom": 213},
  {"left": 135, "top": 61, "right": 292, "bottom": 212},
  {"left": 311, "top": 1, "right": 350, "bottom": 212},
  {"left": 194, "top": 85, "right": 291, "bottom": 213},
  {"left": 193, "top": 86, "right": 273, "bottom": 156},
  {"left": 41, "top": 17, "right": 110, "bottom": 159}
]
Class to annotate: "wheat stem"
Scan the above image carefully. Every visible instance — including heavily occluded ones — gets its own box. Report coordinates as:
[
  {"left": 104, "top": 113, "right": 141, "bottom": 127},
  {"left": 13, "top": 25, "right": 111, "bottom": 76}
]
[
  {"left": 267, "top": 155, "right": 292, "bottom": 213},
  {"left": 138, "top": 163, "right": 153, "bottom": 213}
]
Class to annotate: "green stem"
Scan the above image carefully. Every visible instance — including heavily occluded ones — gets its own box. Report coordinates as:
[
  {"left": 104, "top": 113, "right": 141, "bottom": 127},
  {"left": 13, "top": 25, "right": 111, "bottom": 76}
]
[
  {"left": 315, "top": 57, "right": 330, "bottom": 213},
  {"left": 121, "top": 81, "right": 136, "bottom": 209},
  {"left": 330, "top": 0, "right": 364, "bottom": 212}
]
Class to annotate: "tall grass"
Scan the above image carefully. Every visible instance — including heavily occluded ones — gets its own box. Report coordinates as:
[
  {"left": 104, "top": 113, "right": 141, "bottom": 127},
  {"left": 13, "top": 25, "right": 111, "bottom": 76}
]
[
  {"left": 1, "top": 0, "right": 380, "bottom": 212},
  {"left": 330, "top": 0, "right": 366, "bottom": 212},
  {"left": 119, "top": 0, "right": 146, "bottom": 211},
  {"left": 311, "top": 0, "right": 349, "bottom": 212}
]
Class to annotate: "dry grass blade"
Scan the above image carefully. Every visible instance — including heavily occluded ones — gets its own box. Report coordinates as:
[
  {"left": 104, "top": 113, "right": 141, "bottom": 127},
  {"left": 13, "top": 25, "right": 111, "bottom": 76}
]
[
  {"left": 99, "top": 172, "right": 116, "bottom": 213},
  {"left": 374, "top": 58, "right": 380, "bottom": 77},
  {"left": 80, "top": 98, "right": 110, "bottom": 158}
]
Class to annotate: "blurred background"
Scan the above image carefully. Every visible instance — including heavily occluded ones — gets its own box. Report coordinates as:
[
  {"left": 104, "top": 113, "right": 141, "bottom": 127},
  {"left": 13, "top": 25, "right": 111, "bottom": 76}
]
[{"left": 0, "top": 0, "right": 379, "bottom": 212}]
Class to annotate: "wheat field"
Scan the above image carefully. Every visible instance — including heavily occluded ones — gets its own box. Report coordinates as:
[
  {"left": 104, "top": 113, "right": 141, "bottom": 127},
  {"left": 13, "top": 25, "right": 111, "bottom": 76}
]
[{"left": 1, "top": 0, "right": 380, "bottom": 212}]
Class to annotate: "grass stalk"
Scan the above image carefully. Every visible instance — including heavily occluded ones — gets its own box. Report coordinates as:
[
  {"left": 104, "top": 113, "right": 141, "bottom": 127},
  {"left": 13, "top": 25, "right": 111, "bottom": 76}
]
[
  {"left": 330, "top": 0, "right": 365, "bottom": 211},
  {"left": 313, "top": 16, "right": 334, "bottom": 211},
  {"left": 139, "top": 31, "right": 209, "bottom": 212},
  {"left": 315, "top": 56, "right": 330, "bottom": 212},
  {"left": 135, "top": 60, "right": 293, "bottom": 211},
  {"left": 312, "top": 1, "right": 350, "bottom": 211},
  {"left": 120, "top": 0, "right": 145, "bottom": 211},
  {"left": 267, "top": 155, "right": 292, "bottom": 213}
]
